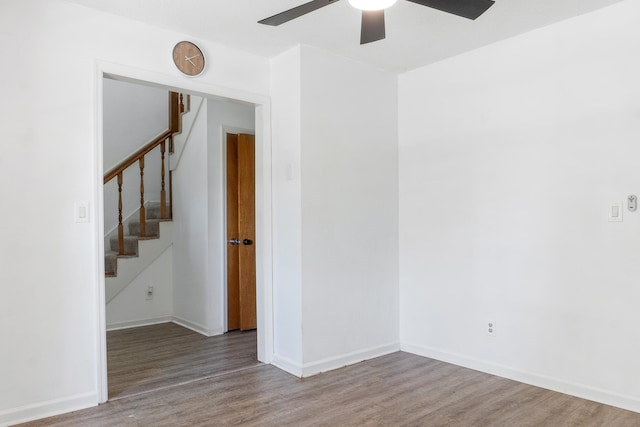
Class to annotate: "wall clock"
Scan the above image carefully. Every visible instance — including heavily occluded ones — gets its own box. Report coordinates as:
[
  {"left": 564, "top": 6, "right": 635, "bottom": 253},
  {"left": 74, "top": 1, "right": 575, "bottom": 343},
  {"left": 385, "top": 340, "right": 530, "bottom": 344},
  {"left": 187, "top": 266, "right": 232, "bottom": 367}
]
[{"left": 172, "top": 41, "right": 205, "bottom": 76}]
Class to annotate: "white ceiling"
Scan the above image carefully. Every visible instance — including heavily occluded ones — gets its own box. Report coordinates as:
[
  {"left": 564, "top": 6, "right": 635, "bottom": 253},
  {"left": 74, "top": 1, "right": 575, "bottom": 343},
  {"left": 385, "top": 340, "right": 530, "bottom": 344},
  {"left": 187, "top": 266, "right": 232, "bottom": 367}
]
[{"left": 65, "top": 0, "right": 622, "bottom": 72}]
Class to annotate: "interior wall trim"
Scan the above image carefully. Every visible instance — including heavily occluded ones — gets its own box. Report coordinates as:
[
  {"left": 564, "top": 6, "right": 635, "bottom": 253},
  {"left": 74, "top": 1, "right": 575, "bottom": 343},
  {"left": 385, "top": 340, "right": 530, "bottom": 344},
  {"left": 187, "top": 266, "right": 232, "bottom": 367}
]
[
  {"left": 0, "top": 392, "right": 98, "bottom": 427},
  {"left": 172, "top": 317, "right": 225, "bottom": 337},
  {"left": 401, "top": 342, "right": 640, "bottom": 414},
  {"left": 301, "top": 342, "right": 401, "bottom": 378},
  {"left": 106, "top": 316, "right": 174, "bottom": 332},
  {"left": 271, "top": 354, "right": 304, "bottom": 378}
]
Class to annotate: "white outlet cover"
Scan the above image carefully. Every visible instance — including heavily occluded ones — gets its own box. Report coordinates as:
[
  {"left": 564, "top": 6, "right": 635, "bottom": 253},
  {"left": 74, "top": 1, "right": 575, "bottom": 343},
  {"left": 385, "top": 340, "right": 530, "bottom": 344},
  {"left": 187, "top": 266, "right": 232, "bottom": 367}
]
[{"left": 486, "top": 320, "right": 496, "bottom": 337}]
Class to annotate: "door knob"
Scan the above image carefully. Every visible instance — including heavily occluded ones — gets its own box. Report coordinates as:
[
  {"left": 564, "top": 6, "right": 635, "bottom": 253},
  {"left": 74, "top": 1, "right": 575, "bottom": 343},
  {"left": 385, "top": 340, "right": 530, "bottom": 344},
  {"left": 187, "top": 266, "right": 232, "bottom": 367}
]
[
  {"left": 228, "top": 238, "right": 240, "bottom": 245},
  {"left": 243, "top": 239, "right": 253, "bottom": 245}
]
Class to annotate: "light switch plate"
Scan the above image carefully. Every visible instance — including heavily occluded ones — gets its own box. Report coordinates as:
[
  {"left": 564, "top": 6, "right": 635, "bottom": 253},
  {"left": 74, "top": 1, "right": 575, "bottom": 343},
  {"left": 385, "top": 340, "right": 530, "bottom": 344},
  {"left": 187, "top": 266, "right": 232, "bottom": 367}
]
[
  {"left": 608, "top": 202, "right": 623, "bottom": 222},
  {"left": 74, "top": 202, "right": 90, "bottom": 223}
]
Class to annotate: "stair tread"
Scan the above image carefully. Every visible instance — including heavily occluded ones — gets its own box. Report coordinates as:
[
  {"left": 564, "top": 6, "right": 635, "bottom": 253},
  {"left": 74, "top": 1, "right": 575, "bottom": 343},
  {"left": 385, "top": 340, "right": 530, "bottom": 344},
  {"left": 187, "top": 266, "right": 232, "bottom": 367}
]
[
  {"left": 128, "top": 218, "right": 162, "bottom": 224},
  {"left": 109, "top": 234, "right": 140, "bottom": 241},
  {"left": 109, "top": 234, "right": 159, "bottom": 241},
  {"left": 104, "top": 214, "right": 172, "bottom": 278}
]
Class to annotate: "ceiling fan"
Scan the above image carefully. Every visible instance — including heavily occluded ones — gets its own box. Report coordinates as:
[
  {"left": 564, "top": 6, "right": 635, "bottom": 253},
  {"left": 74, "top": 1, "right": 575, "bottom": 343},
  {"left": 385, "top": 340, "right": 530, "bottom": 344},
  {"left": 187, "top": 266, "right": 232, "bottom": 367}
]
[{"left": 258, "top": 0, "right": 495, "bottom": 45}]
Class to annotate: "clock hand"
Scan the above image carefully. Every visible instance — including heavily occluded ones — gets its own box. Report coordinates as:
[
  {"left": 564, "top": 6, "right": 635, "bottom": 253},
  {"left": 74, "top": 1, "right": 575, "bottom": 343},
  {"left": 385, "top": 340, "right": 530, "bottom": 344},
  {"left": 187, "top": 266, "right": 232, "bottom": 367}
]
[
  {"left": 185, "top": 56, "right": 196, "bottom": 66},
  {"left": 185, "top": 54, "right": 201, "bottom": 60}
]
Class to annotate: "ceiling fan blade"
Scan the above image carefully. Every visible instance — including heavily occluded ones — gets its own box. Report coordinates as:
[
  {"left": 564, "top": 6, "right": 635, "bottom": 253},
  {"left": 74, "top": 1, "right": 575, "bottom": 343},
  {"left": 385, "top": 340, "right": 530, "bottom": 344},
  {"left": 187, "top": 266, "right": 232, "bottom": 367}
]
[
  {"left": 360, "top": 10, "right": 385, "bottom": 44},
  {"left": 259, "top": 0, "right": 341, "bottom": 26},
  {"left": 406, "top": 0, "right": 495, "bottom": 20}
]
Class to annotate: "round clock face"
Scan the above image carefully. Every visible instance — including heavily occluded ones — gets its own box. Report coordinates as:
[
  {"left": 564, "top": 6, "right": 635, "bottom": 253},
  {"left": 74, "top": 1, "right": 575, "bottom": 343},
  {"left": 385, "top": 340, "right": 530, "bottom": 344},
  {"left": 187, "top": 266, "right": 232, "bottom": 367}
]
[{"left": 172, "top": 41, "right": 205, "bottom": 76}]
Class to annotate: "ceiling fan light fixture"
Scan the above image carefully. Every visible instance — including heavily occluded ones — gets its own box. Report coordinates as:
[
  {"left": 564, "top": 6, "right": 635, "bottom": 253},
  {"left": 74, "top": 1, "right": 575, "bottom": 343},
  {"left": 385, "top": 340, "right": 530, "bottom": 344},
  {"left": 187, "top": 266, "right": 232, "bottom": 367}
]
[{"left": 348, "top": 0, "right": 397, "bottom": 11}]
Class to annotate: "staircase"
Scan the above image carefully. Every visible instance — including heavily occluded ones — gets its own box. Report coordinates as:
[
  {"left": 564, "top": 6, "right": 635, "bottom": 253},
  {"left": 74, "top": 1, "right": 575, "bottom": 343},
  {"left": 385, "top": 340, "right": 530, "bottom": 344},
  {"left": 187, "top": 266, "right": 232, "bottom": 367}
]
[
  {"left": 104, "top": 202, "right": 174, "bottom": 303},
  {"left": 104, "top": 202, "right": 171, "bottom": 278},
  {"left": 103, "top": 91, "right": 198, "bottom": 303}
]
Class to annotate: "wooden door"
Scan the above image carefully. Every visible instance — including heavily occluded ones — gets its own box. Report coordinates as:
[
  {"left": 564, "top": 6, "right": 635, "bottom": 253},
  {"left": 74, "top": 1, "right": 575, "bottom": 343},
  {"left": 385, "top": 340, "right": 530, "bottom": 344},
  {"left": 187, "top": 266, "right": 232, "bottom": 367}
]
[{"left": 227, "top": 133, "right": 256, "bottom": 331}]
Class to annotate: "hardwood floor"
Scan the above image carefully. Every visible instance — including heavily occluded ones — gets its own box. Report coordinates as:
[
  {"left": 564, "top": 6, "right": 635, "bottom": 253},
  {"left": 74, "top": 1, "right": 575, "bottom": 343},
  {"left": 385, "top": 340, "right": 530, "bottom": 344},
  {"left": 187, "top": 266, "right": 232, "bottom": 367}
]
[
  {"left": 107, "top": 322, "right": 259, "bottom": 399},
  {"left": 18, "top": 346, "right": 640, "bottom": 426}
]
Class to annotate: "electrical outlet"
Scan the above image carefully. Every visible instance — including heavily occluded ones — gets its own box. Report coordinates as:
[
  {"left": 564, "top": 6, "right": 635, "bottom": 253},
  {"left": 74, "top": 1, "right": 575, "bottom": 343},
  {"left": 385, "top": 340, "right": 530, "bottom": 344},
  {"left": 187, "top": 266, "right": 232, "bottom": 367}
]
[
  {"left": 146, "top": 286, "right": 154, "bottom": 300},
  {"left": 486, "top": 320, "right": 496, "bottom": 337}
]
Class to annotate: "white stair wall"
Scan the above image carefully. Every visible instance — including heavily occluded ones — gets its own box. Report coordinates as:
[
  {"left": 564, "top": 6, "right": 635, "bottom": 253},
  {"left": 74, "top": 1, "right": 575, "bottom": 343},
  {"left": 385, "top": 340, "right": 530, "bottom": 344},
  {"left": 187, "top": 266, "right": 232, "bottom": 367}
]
[
  {"left": 106, "top": 221, "right": 173, "bottom": 303},
  {"left": 106, "top": 246, "right": 173, "bottom": 330}
]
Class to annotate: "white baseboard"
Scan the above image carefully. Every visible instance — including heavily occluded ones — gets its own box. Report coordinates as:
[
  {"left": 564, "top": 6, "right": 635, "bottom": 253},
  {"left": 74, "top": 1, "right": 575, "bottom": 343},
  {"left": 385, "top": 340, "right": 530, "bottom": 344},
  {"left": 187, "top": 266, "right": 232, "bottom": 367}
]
[
  {"left": 106, "top": 316, "right": 173, "bottom": 331},
  {"left": 0, "top": 391, "right": 97, "bottom": 427},
  {"left": 107, "top": 316, "right": 223, "bottom": 338},
  {"left": 172, "top": 316, "right": 224, "bottom": 337},
  {"left": 271, "top": 343, "right": 401, "bottom": 379},
  {"left": 271, "top": 354, "right": 303, "bottom": 377},
  {"left": 302, "top": 342, "right": 400, "bottom": 378},
  {"left": 401, "top": 342, "right": 640, "bottom": 414}
]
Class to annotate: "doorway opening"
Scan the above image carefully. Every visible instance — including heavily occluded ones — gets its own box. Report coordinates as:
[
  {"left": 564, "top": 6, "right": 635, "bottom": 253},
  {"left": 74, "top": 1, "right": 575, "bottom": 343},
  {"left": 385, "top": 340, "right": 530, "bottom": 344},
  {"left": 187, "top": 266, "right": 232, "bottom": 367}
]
[
  {"left": 226, "top": 132, "right": 257, "bottom": 332},
  {"left": 95, "top": 65, "right": 273, "bottom": 403}
]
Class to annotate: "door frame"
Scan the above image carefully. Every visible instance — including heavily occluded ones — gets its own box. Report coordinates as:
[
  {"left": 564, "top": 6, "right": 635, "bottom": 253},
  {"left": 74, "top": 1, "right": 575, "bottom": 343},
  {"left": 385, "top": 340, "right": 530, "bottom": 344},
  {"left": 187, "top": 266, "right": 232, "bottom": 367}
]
[{"left": 93, "top": 62, "right": 273, "bottom": 403}]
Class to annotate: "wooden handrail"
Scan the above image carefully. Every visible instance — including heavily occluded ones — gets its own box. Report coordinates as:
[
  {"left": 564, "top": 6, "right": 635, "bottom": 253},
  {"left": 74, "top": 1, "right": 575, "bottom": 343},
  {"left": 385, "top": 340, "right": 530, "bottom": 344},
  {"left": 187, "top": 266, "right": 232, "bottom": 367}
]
[
  {"left": 104, "top": 91, "right": 184, "bottom": 184},
  {"left": 104, "top": 129, "right": 172, "bottom": 185}
]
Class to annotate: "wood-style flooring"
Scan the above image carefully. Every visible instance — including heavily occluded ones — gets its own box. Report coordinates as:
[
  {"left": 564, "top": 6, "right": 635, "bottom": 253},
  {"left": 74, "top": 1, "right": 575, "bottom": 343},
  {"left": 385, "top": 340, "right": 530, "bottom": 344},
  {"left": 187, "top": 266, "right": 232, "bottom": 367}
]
[
  {"left": 18, "top": 330, "right": 640, "bottom": 426},
  {"left": 107, "top": 322, "right": 259, "bottom": 399}
]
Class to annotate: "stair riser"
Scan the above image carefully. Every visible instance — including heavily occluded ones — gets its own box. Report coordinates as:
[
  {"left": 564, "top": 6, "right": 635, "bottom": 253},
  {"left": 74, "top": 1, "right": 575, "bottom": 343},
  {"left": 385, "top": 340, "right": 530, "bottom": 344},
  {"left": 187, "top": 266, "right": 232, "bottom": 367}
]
[
  {"left": 105, "top": 254, "right": 117, "bottom": 275},
  {"left": 146, "top": 205, "right": 170, "bottom": 220},
  {"left": 128, "top": 220, "right": 159, "bottom": 237},
  {"left": 109, "top": 237, "right": 139, "bottom": 255},
  {"left": 104, "top": 204, "right": 171, "bottom": 277}
]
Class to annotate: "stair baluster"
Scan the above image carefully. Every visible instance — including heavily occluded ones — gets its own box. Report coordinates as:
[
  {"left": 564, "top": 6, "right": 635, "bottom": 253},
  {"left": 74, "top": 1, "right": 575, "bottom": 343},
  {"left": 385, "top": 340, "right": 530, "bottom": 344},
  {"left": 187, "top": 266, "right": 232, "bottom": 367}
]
[
  {"left": 117, "top": 172, "right": 125, "bottom": 255},
  {"left": 160, "top": 140, "right": 167, "bottom": 219},
  {"left": 139, "top": 156, "right": 146, "bottom": 237}
]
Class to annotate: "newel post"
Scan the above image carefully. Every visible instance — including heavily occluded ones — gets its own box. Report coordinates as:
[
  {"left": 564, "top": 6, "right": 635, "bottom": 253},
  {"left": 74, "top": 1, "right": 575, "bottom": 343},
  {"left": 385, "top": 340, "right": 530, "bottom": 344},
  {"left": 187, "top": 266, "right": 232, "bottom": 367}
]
[
  {"left": 170, "top": 92, "right": 180, "bottom": 133},
  {"left": 160, "top": 140, "right": 167, "bottom": 219}
]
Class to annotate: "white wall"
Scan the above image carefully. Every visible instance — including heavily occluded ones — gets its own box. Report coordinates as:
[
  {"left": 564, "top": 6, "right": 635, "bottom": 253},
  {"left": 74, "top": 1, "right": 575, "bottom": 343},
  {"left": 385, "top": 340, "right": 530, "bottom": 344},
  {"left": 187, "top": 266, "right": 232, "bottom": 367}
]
[
  {"left": 172, "top": 101, "right": 212, "bottom": 333},
  {"left": 269, "top": 45, "right": 399, "bottom": 375},
  {"left": 299, "top": 46, "right": 399, "bottom": 373},
  {"left": 399, "top": 0, "right": 640, "bottom": 412},
  {"left": 103, "top": 79, "right": 168, "bottom": 170},
  {"left": 0, "top": 0, "right": 269, "bottom": 424},
  {"left": 270, "top": 47, "right": 304, "bottom": 372},
  {"left": 106, "top": 247, "right": 173, "bottom": 329}
]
